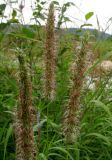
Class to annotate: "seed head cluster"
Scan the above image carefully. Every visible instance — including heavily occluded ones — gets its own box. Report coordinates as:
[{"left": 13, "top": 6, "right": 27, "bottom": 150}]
[
  {"left": 14, "top": 55, "right": 36, "bottom": 160},
  {"left": 63, "top": 35, "right": 88, "bottom": 143},
  {"left": 44, "top": 2, "right": 56, "bottom": 100}
]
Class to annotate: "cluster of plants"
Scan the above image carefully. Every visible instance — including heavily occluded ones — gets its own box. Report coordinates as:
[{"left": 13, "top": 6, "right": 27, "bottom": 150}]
[{"left": 0, "top": 0, "right": 112, "bottom": 160}]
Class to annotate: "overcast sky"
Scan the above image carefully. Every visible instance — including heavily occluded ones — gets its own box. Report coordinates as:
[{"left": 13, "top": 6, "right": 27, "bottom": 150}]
[{"left": 1, "top": 0, "right": 112, "bottom": 33}]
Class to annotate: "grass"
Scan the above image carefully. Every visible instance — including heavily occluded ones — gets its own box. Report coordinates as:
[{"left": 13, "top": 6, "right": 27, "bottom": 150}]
[{"left": 0, "top": 25, "right": 112, "bottom": 160}]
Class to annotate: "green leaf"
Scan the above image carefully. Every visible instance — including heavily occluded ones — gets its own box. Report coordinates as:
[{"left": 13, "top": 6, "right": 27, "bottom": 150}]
[
  {"left": 0, "top": 32, "right": 4, "bottom": 42},
  {"left": 38, "top": 13, "right": 45, "bottom": 20},
  {"left": 65, "top": 2, "right": 75, "bottom": 7},
  {"left": 62, "top": 2, "right": 74, "bottom": 13},
  {"left": 12, "top": 9, "right": 17, "bottom": 19},
  {"left": 0, "top": 122, "right": 8, "bottom": 142},
  {"left": 48, "top": 153, "right": 65, "bottom": 159},
  {"left": 41, "top": 1, "right": 46, "bottom": 5},
  {"left": 81, "top": 23, "right": 93, "bottom": 28},
  {"left": 0, "top": 4, "right": 6, "bottom": 16},
  {"left": 33, "top": 11, "right": 45, "bottom": 20},
  {"left": 91, "top": 100, "right": 112, "bottom": 116},
  {"left": 76, "top": 29, "right": 82, "bottom": 33},
  {"left": 8, "top": 19, "right": 19, "bottom": 24},
  {"left": 50, "top": 147, "right": 74, "bottom": 160},
  {"left": 62, "top": 6, "right": 67, "bottom": 13},
  {"left": 85, "top": 12, "right": 94, "bottom": 20},
  {"left": 39, "top": 153, "right": 47, "bottom": 160},
  {"left": 52, "top": 1, "right": 59, "bottom": 5},
  {"left": 3, "top": 124, "right": 13, "bottom": 160},
  {"left": 86, "top": 133, "right": 111, "bottom": 147},
  {"left": 22, "top": 27, "right": 35, "bottom": 38},
  {"left": 63, "top": 17, "right": 71, "bottom": 22},
  {"left": 37, "top": 4, "right": 43, "bottom": 12},
  {"left": 0, "top": 23, "right": 8, "bottom": 30}
]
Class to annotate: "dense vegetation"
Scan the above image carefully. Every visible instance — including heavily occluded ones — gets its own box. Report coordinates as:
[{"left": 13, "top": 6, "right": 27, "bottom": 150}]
[{"left": 0, "top": 0, "right": 112, "bottom": 160}]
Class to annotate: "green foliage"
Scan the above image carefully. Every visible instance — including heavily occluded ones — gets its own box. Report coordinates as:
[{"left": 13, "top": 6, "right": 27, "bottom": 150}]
[
  {"left": 85, "top": 12, "right": 94, "bottom": 21},
  {"left": 33, "top": 0, "right": 47, "bottom": 24},
  {"left": 57, "top": 2, "right": 75, "bottom": 29},
  {"left": 81, "top": 24, "right": 93, "bottom": 28},
  {"left": 0, "top": 4, "right": 6, "bottom": 16},
  {"left": 22, "top": 26, "right": 35, "bottom": 38},
  {"left": 0, "top": 1, "right": 112, "bottom": 160},
  {"left": 1, "top": 27, "right": 112, "bottom": 159},
  {"left": 12, "top": 10, "right": 17, "bottom": 19},
  {"left": 52, "top": 1, "right": 59, "bottom": 5}
]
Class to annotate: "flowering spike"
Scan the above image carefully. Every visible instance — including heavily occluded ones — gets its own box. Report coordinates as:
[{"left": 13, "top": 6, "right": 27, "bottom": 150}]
[
  {"left": 63, "top": 33, "right": 89, "bottom": 143},
  {"left": 44, "top": 2, "right": 56, "bottom": 100},
  {"left": 15, "top": 55, "right": 36, "bottom": 160}
]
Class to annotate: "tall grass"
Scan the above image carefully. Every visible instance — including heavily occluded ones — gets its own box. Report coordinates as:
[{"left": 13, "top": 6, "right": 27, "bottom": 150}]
[
  {"left": 15, "top": 54, "right": 36, "bottom": 160},
  {"left": 63, "top": 33, "right": 89, "bottom": 143},
  {"left": 0, "top": 1, "right": 112, "bottom": 160},
  {"left": 44, "top": 2, "right": 57, "bottom": 100},
  {"left": 1, "top": 29, "right": 112, "bottom": 160}
]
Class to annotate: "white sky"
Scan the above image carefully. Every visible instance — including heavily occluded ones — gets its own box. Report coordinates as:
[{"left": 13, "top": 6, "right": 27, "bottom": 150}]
[{"left": 1, "top": 0, "right": 112, "bottom": 33}]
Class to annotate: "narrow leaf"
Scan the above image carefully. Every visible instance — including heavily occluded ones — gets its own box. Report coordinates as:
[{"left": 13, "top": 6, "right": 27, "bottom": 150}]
[{"left": 85, "top": 12, "right": 94, "bottom": 20}]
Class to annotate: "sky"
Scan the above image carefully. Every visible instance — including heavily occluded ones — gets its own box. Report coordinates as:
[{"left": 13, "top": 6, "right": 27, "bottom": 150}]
[
  {"left": 68, "top": 0, "right": 112, "bottom": 33},
  {"left": 1, "top": 0, "right": 112, "bottom": 33}
]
